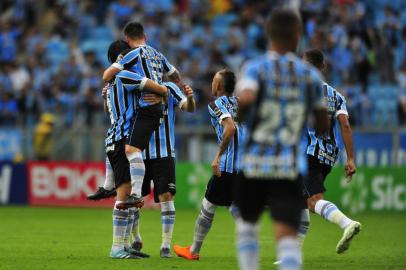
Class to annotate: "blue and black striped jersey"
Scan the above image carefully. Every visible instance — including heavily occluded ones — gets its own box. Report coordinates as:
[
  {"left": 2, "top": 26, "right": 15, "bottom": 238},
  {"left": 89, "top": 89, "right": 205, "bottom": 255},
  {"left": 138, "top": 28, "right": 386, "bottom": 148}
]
[
  {"left": 142, "top": 82, "right": 187, "bottom": 160},
  {"left": 307, "top": 82, "right": 348, "bottom": 166},
  {"left": 208, "top": 95, "right": 245, "bottom": 174},
  {"left": 237, "top": 51, "right": 325, "bottom": 180},
  {"left": 105, "top": 70, "right": 146, "bottom": 146},
  {"left": 112, "top": 44, "right": 176, "bottom": 108}
]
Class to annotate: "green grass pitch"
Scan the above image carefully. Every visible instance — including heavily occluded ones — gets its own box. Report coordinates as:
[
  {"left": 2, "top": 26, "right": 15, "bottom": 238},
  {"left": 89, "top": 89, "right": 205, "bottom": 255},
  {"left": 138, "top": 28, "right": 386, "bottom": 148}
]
[{"left": 1, "top": 206, "right": 406, "bottom": 270}]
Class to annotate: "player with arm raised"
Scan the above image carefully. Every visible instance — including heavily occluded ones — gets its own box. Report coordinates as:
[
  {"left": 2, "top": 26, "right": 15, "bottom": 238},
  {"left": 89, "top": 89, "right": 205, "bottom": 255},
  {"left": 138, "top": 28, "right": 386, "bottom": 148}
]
[
  {"left": 90, "top": 40, "right": 167, "bottom": 259},
  {"left": 173, "top": 69, "right": 243, "bottom": 261},
  {"left": 235, "top": 10, "right": 326, "bottom": 270},
  {"left": 102, "top": 22, "right": 183, "bottom": 209},
  {"left": 135, "top": 82, "right": 195, "bottom": 258},
  {"left": 301, "top": 49, "right": 360, "bottom": 254},
  {"left": 92, "top": 81, "right": 196, "bottom": 258}
]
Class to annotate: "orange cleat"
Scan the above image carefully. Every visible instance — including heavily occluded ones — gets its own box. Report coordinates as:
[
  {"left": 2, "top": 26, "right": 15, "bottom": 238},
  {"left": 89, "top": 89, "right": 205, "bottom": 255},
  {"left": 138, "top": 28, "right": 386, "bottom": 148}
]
[{"left": 173, "top": 245, "right": 199, "bottom": 260}]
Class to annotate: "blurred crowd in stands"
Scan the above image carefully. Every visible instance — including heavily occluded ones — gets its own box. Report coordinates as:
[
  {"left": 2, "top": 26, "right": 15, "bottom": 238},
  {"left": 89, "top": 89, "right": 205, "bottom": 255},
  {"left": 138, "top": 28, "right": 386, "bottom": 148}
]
[{"left": 1, "top": 0, "right": 406, "bottom": 128}]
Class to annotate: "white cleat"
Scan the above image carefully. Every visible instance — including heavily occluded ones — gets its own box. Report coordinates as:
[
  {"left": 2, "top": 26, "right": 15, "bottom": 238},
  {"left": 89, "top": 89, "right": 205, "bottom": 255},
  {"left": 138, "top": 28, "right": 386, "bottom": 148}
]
[
  {"left": 336, "top": 221, "right": 362, "bottom": 254},
  {"left": 273, "top": 260, "right": 281, "bottom": 265}
]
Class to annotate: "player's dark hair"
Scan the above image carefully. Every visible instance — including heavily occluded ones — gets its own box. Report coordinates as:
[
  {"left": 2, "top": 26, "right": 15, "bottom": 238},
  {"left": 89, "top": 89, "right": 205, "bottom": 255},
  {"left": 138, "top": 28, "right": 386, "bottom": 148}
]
[
  {"left": 123, "top": 21, "right": 145, "bottom": 39},
  {"left": 218, "top": 68, "right": 236, "bottom": 94},
  {"left": 107, "top": 40, "right": 130, "bottom": 64},
  {"left": 304, "top": 48, "right": 325, "bottom": 70},
  {"left": 266, "top": 9, "right": 302, "bottom": 44}
]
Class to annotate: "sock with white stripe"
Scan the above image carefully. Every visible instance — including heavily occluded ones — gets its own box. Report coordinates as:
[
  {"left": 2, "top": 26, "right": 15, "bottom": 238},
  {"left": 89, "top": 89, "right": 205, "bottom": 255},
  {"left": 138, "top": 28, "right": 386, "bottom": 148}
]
[
  {"left": 103, "top": 157, "right": 115, "bottom": 190},
  {"left": 277, "top": 236, "right": 302, "bottom": 270},
  {"left": 236, "top": 219, "right": 259, "bottom": 270},
  {"left": 297, "top": 209, "right": 310, "bottom": 248},
  {"left": 111, "top": 201, "right": 129, "bottom": 253},
  {"left": 124, "top": 208, "right": 135, "bottom": 248},
  {"left": 315, "top": 200, "right": 352, "bottom": 229},
  {"left": 131, "top": 208, "right": 142, "bottom": 243},
  {"left": 126, "top": 151, "right": 145, "bottom": 196},
  {"left": 190, "top": 198, "right": 216, "bottom": 254},
  {"left": 160, "top": 200, "right": 176, "bottom": 249}
]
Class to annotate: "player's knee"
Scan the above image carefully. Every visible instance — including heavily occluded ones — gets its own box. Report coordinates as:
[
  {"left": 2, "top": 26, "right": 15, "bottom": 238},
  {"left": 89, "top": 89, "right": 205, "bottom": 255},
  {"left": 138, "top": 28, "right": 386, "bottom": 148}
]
[
  {"left": 307, "top": 194, "right": 323, "bottom": 211},
  {"left": 125, "top": 145, "right": 141, "bottom": 156},
  {"left": 159, "top": 192, "right": 173, "bottom": 202}
]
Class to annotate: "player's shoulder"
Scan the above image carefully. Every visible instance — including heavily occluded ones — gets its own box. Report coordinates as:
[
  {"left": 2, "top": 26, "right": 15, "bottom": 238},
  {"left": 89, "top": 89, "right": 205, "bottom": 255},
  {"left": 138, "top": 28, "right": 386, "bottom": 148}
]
[
  {"left": 208, "top": 96, "right": 225, "bottom": 111},
  {"left": 241, "top": 55, "right": 266, "bottom": 72}
]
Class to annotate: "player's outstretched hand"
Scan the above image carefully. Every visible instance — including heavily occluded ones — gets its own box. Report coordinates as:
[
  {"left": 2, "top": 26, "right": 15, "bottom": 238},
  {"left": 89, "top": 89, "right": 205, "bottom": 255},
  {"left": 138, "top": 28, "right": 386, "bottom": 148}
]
[
  {"left": 183, "top": 85, "right": 194, "bottom": 98},
  {"left": 211, "top": 156, "right": 221, "bottom": 177},
  {"left": 345, "top": 159, "right": 356, "bottom": 183},
  {"left": 144, "top": 93, "right": 162, "bottom": 105},
  {"left": 102, "top": 84, "right": 109, "bottom": 99}
]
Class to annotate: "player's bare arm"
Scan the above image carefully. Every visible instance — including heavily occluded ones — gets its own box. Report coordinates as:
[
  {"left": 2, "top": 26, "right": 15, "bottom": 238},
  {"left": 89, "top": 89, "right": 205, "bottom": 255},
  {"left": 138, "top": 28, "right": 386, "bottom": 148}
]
[
  {"left": 102, "top": 84, "right": 109, "bottom": 113},
  {"left": 143, "top": 79, "right": 168, "bottom": 96},
  {"left": 181, "top": 85, "right": 196, "bottom": 112},
  {"left": 103, "top": 66, "right": 121, "bottom": 82},
  {"left": 143, "top": 93, "right": 162, "bottom": 105},
  {"left": 168, "top": 70, "right": 182, "bottom": 85},
  {"left": 338, "top": 114, "right": 356, "bottom": 181},
  {"left": 211, "top": 117, "right": 236, "bottom": 177}
]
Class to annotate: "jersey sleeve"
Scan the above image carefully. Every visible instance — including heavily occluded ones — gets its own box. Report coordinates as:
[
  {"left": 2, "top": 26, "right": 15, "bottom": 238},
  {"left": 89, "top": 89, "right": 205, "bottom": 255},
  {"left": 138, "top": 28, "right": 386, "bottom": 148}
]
[
  {"left": 208, "top": 98, "right": 231, "bottom": 124},
  {"left": 112, "top": 48, "right": 140, "bottom": 70},
  {"left": 335, "top": 92, "right": 349, "bottom": 118},
  {"left": 161, "top": 53, "right": 177, "bottom": 76},
  {"left": 235, "top": 60, "right": 260, "bottom": 94},
  {"left": 116, "top": 70, "right": 148, "bottom": 91},
  {"left": 163, "top": 82, "right": 186, "bottom": 109}
]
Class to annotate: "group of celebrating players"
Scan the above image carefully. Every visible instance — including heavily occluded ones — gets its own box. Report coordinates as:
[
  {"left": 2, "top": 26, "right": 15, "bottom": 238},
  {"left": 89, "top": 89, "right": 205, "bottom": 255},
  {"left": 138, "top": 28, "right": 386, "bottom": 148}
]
[{"left": 87, "top": 8, "right": 361, "bottom": 270}]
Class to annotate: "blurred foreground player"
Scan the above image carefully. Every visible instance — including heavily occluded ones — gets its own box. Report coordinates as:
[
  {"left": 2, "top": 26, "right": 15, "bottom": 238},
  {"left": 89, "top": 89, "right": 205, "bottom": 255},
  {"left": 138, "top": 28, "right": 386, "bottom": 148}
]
[
  {"left": 173, "top": 69, "right": 243, "bottom": 260},
  {"left": 301, "top": 49, "right": 361, "bottom": 253},
  {"left": 235, "top": 10, "right": 326, "bottom": 270},
  {"left": 102, "top": 40, "right": 167, "bottom": 259}
]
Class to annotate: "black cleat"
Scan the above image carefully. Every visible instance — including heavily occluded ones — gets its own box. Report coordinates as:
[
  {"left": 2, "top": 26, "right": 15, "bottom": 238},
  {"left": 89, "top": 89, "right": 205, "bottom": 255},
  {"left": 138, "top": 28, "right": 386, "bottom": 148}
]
[
  {"left": 115, "top": 194, "right": 144, "bottom": 209},
  {"left": 125, "top": 247, "right": 150, "bottom": 258},
  {"left": 87, "top": 187, "right": 116, "bottom": 201}
]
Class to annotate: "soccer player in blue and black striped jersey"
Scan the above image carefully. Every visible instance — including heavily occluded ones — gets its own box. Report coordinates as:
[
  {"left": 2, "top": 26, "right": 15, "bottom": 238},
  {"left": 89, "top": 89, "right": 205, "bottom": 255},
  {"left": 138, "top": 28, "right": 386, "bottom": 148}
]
[
  {"left": 174, "top": 69, "right": 244, "bottom": 261},
  {"left": 300, "top": 49, "right": 360, "bottom": 254},
  {"left": 102, "top": 22, "right": 182, "bottom": 209},
  {"left": 137, "top": 82, "right": 195, "bottom": 258},
  {"left": 97, "top": 40, "right": 168, "bottom": 259},
  {"left": 235, "top": 10, "right": 326, "bottom": 270}
]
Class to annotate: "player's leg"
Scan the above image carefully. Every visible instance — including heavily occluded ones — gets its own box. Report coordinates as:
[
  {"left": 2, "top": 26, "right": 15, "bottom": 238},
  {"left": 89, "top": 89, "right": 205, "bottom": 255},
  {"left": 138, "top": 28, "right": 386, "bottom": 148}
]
[
  {"left": 269, "top": 180, "right": 303, "bottom": 270},
  {"left": 87, "top": 157, "right": 116, "bottom": 200},
  {"left": 107, "top": 141, "right": 140, "bottom": 259},
  {"left": 174, "top": 173, "right": 234, "bottom": 260},
  {"left": 234, "top": 176, "right": 266, "bottom": 270},
  {"left": 151, "top": 158, "right": 177, "bottom": 258},
  {"left": 297, "top": 208, "right": 310, "bottom": 248},
  {"left": 308, "top": 193, "right": 361, "bottom": 253},
  {"left": 174, "top": 197, "right": 216, "bottom": 260},
  {"left": 118, "top": 105, "right": 163, "bottom": 208},
  {"left": 158, "top": 192, "right": 176, "bottom": 258}
]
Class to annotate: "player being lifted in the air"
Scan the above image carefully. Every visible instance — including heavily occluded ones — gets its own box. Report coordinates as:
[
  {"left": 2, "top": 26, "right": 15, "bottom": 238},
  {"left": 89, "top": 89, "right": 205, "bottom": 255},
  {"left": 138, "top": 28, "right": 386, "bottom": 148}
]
[
  {"left": 235, "top": 9, "right": 326, "bottom": 270},
  {"left": 300, "top": 49, "right": 361, "bottom": 254},
  {"left": 102, "top": 22, "right": 182, "bottom": 210},
  {"left": 102, "top": 40, "right": 168, "bottom": 259},
  {"left": 173, "top": 69, "right": 243, "bottom": 260}
]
